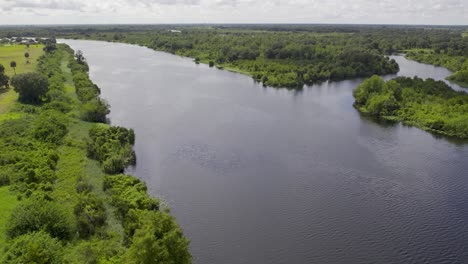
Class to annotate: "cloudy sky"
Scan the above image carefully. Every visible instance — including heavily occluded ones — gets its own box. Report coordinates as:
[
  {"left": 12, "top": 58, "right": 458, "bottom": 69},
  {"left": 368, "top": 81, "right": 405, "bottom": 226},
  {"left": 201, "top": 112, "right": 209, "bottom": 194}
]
[{"left": 0, "top": 0, "right": 467, "bottom": 25}]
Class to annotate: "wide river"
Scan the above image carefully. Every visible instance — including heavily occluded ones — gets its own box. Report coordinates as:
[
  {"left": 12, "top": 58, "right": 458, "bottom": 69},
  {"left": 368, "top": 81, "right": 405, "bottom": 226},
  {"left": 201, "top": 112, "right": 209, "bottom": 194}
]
[{"left": 63, "top": 40, "right": 468, "bottom": 264}]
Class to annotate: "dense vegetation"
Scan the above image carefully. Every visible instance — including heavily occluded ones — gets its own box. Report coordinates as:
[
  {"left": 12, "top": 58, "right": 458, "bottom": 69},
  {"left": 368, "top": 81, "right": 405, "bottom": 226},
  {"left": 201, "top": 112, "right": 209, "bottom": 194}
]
[
  {"left": 354, "top": 76, "right": 468, "bottom": 138},
  {"left": 1, "top": 25, "right": 466, "bottom": 89},
  {"left": 67, "top": 29, "right": 402, "bottom": 88},
  {"left": 0, "top": 43, "right": 191, "bottom": 262},
  {"left": 407, "top": 48, "right": 468, "bottom": 87}
]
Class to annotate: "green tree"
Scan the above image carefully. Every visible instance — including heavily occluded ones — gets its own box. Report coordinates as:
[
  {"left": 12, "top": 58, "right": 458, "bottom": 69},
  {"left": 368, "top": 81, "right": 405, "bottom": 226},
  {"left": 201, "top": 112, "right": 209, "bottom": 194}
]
[
  {"left": 6, "top": 199, "right": 74, "bottom": 240},
  {"left": 75, "top": 50, "right": 86, "bottom": 65},
  {"left": 10, "top": 61, "right": 16, "bottom": 75},
  {"left": 0, "top": 64, "right": 9, "bottom": 89},
  {"left": 24, "top": 52, "right": 30, "bottom": 64},
  {"left": 2, "top": 231, "right": 64, "bottom": 264},
  {"left": 124, "top": 210, "right": 191, "bottom": 264},
  {"left": 11, "top": 72, "right": 49, "bottom": 103}
]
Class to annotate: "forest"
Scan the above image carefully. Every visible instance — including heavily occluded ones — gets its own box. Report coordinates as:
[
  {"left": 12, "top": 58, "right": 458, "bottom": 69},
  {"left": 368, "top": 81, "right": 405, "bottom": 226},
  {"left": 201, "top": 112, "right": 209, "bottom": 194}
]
[{"left": 0, "top": 42, "right": 191, "bottom": 263}]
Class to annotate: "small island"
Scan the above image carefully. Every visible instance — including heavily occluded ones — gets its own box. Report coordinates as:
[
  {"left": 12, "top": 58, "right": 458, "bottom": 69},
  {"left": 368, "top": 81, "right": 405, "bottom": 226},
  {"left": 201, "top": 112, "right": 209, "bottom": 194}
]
[{"left": 353, "top": 75, "right": 468, "bottom": 139}]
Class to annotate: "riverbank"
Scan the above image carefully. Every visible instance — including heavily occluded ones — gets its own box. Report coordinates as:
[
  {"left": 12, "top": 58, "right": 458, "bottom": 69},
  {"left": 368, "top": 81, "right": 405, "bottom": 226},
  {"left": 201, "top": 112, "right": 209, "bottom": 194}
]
[
  {"left": 62, "top": 30, "right": 400, "bottom": 89},
  {"left": 0, "top": 44, "right": 190, "bottom": 262}
]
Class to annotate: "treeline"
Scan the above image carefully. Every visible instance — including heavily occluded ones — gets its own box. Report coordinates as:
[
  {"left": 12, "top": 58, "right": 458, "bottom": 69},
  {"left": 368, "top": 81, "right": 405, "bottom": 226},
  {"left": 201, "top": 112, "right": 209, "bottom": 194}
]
[
  {"left": 1, "top": 25, "right": 467, "bottom": 88},
  {"left": 353, "top": 76, "right": 468, "bottom": 138},
  {"left": 80, "top": 30, "right": 400, "bottom": 88},
  {"left": 0, "top": 44, "right": 191, "bottom": 262}
]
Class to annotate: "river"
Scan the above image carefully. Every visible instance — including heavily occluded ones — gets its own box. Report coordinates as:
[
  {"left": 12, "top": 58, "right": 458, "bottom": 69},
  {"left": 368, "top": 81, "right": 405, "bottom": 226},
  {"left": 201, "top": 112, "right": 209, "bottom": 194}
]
[{"left": 62, "top": 39, "right": 468, "bottom": 264}]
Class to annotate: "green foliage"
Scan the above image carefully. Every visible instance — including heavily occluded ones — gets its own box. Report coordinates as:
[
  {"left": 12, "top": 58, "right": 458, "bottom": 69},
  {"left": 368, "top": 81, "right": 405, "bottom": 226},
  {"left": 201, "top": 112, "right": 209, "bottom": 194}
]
[
  {"left": 74, "top": 193, "right": 107, "bottom": 238},
  {"left": 6, "top": 198, "right": 74, "bottom": 240},
  {"left": 11, "top": 72, "right": 49, "bottom": 103},
  {"left": 103, "top": 174, "right": 159, "bottom": 219},
  {"left": 66, "top": 49, "right": 109, "bottom": 122},
  {"left": 354, "top": 76, "right": 468, "bottom": 138},
  {"left": 32, "top": 110, "right": 69, "bottom": 143},
  {"left": 88, "top": 125, "right": 136, "bottom": 174},
  {"left": 124, "top": 210, "right": 191, "bottom": 264},
  {"left": 0, "top": 63, "right": 9, "bottom": 88},
  {"left": 82, "top": 98, "right": 110, "bottom": 122},
  {"left": 63, "top": 237, "right": 125, "bottom": 264},
  {"left": 2, "top": 231, "right": 64, "bottom": 264},
  {"left": 447, "top": 70, "right": 468, "bottom": 87},
  {"left": 0, "top": 42, "right": 190, "bottom": 263}
]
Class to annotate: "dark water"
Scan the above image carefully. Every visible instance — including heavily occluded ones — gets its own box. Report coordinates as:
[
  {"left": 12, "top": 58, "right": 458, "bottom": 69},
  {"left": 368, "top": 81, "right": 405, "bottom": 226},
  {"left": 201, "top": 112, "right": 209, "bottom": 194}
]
[{"left": 62, "top": 40, "right": 468, "bottom": 264}]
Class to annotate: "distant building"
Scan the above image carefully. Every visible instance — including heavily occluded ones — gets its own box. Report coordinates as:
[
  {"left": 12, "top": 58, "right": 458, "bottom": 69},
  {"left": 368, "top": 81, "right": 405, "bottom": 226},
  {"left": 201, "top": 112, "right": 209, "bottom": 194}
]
[{"left": 169, "top": 30, "right": 182, "bottom": 33}]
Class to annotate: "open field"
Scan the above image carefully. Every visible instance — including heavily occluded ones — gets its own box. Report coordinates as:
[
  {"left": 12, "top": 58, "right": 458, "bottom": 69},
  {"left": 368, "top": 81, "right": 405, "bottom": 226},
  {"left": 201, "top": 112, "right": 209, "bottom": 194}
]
[{"left": 0, "top": 44, "right": 44, "bottom": 115}]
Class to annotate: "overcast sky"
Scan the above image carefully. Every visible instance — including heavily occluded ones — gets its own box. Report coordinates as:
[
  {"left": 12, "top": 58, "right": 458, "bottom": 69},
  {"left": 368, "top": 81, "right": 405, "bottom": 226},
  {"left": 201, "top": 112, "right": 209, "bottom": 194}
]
[{"left": 0, "top": 0, "right": 467, "bottom": 25}]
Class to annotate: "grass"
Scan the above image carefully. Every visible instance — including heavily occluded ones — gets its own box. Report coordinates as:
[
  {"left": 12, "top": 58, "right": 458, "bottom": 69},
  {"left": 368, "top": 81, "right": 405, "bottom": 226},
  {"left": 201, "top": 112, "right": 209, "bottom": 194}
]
[
  {"left": 0, "top": 45, "right": 44, "bottom": 251},
  {"left": 0, "top": 187, "right": 20, "bottom": 252},
  {"left": 0, "top": 44, "right": 44, "bottom": 115},
  {"left": 52, "top": 54, "right": 125, "bottom": 241}
]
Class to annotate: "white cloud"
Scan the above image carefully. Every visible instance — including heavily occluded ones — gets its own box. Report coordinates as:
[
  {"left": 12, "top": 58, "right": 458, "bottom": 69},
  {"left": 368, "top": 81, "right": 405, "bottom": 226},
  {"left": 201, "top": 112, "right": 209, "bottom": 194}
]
[{"left": 0, "top": 0, "right": 466, "bottom": 24}]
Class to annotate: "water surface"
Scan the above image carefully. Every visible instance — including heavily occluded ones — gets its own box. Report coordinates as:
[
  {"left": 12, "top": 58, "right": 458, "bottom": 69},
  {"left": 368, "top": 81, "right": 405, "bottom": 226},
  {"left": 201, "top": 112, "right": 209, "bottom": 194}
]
[{"left": 63, "top": 39, "right": 468, "bottom": 264}]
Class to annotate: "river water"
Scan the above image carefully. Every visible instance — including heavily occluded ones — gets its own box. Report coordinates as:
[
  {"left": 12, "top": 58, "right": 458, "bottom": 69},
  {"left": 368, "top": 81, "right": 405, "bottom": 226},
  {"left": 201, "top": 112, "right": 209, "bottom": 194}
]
[{"left": 62, "top": 39, "right": 468, "bottom": 264}]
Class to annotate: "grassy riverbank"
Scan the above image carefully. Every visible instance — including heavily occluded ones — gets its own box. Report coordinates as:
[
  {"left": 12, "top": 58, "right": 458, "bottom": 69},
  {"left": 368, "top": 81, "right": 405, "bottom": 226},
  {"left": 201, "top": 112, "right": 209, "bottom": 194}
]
[{"left": 0, "top": 44, "right": 191, "bottom": 262}]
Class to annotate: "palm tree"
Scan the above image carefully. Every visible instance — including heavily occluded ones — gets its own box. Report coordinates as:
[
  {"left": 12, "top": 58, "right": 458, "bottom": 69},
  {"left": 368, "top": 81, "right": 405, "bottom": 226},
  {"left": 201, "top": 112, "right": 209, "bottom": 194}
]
[{"left": 10, "top": 61, "right": 16, "bottom": 75}]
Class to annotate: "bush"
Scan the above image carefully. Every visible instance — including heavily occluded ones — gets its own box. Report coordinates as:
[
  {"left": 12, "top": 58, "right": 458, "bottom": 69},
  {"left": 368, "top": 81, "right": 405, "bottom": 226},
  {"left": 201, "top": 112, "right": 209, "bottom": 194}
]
[
  {"left": 74, "top": 193, "right": 107, "bottom": 238},
  {"left": 88, "top": 125, "right": 136, "bottom": 174},
  {"left": 32, "top": 110, "right": 68, "bottom": 143},
  {"left": 82, "top": 98, "right": 110, "bottom": 123},
  {"left": 11, "top": 72, "right": 49, "bottom": 104},
  {"left": 124, "top": 210, "right": 191, "bottom": 264},
  {"left": 6, "top": 199, "right": 74, "bottom": 240},
  {"left": 2, "top": 231, "right": 63, "bottom": 264},
  {"left": 103, "top": 175, "right": 159, "bottom": 219}
]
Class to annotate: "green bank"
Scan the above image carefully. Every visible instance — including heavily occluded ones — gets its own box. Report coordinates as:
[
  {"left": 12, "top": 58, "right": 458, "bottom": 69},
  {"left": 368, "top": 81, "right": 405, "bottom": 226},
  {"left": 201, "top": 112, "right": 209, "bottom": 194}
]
[{"left": 0, "top": 42, "right": 191, "bottom": 263}]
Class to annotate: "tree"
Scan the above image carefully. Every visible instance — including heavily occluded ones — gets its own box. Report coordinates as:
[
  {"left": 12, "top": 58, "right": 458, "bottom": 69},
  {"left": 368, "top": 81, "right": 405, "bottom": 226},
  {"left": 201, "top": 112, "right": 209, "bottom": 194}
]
[
  {"left": 11, "top": 72, "right": 49, "bottom": 103},
  {"left": 24, "top": 52, "right": 30, "bottom": 64},
  {"left": 75, "top": 50, "right": 86, "bottom": 65},
  {"left": 2, "top": 231, "right": 64, "bottom": 264},
  {"left": 10, "top": 61, "right": 16, "bottom": 75},
  {"left": 0, "top": 64, "right": 9, "bottom": 89}
]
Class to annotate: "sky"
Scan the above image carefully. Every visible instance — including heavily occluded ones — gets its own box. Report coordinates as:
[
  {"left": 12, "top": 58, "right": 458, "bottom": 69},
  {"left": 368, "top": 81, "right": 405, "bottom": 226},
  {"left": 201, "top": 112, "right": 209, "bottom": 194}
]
[{"left": 0, "top": 0, "right": 467, "bottom": 25}]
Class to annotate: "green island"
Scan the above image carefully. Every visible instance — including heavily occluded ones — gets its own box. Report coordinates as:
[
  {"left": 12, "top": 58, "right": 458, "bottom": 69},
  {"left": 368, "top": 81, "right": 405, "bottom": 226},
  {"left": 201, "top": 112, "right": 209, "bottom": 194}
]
[
  {"left": 353, "top": 76, "right": 468, "bottom": 138},
  {"left": 0, "top": 41, "right": 191, "bottom": 263}
]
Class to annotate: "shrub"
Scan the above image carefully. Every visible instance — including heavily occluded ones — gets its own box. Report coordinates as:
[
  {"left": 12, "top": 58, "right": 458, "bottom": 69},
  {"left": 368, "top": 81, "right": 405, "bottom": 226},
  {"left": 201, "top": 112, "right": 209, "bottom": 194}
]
[
  {"left": 88, "top": 125, "right": 136, "bottom": 174},
  {"left": 103, "top": 175, "right": 159, "bottom": 219},
  {"left": 74, "top": 193, "right": 107, "bottom": 238},
  {"left": 32, "top": 110, "right": 68, "bottom": 143},
  {"left": 6, "top": 199, "right": 74, "bottom": 240},
  {"left": 124, "top": 210, "right": 191, "bottom": 264},
  {"left": 82, "top": 98, "right": 110, "bottom": 123},
  {"left": 2, "top": 231, "right": 63, "bottom": 264}
]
